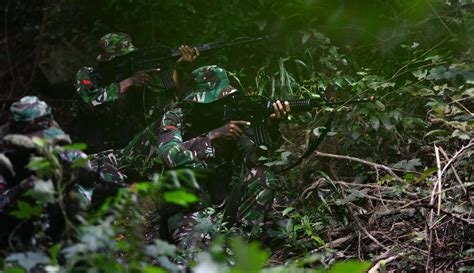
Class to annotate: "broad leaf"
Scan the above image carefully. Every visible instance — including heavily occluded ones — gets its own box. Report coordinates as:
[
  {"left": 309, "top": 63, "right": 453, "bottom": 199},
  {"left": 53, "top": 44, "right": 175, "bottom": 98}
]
[{"left": 163, "top": 190, "right": 198, "bottom": 207}]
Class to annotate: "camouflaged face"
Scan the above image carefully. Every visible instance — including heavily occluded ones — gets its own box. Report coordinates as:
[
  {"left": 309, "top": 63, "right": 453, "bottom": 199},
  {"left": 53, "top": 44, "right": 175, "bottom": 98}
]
[
  {"left": 96, "top": 32, "right": 136, "bottom": 62},
  {"left": 10, "top": 96, "right": 51, "bottom": 122},
  {"left": 183, "top": 65, "right": 238, "bottom": 103}
]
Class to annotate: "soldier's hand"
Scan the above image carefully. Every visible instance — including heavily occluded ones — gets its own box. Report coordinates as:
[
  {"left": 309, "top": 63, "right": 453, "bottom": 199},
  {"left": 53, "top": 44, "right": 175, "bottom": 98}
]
[
  {"left": 270, "top": 100, "right": 291, "bottom": 120},
  {"left": 120, "top": 69, "right": 160, "bottom": 93},
  {"left": 209, "top": 120, "right": 251, "bottom": 143},
  {"left": 177, "top": 45, "right": 199, "bottom": 63},
  {"left": 129, "top": 70, "right": 158, "bottom": 87}
]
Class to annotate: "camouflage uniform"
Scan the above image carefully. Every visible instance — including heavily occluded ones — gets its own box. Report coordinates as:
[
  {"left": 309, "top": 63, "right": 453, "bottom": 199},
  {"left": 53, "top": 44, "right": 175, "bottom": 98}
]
[
  {"left": 73, "top": 33, "right": 175, "bottom": 151},
  {"left": 157, "top": 66, "right": 279, "bottom": 248},
  {"left": 0, "top": 97, "right": 90, "bottom": 206},
  {"left": 0, "top": 97, "right": 116, "bottom": 247},
  {"left": 114, "top": 119, "right": 166, "bottom": 180},
  {"left": 0, "top": 97, "right": 124, "bottom": 209}
]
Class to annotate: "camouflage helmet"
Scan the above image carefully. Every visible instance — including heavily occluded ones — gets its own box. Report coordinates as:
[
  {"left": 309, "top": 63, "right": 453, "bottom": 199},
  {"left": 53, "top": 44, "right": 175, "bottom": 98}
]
[
  {"left": 182, "top": 65, "right": 239, "bottom": 103},
  {"left": 96, "top": 32, "right": 136, "bottom": 62},
  {"left": 8, "top": 96, "right": 69, "bottom": 141},
  {"left": 10, "top": 96, "right": 51, "bottom": 122}
]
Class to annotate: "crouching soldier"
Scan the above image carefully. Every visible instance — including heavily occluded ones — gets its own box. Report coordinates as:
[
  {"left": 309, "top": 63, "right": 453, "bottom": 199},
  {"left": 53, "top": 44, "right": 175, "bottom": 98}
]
[
  {"left": 156, "top": 65, "right": 291, "bottom": 249},
  {"left": 0, "top": 96, "right": 124, "bottom": 248}
]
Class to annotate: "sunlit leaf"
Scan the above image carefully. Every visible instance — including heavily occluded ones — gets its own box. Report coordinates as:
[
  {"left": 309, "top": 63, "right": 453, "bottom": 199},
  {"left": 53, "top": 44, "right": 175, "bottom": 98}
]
[
  {"left": 163, "top": 190, "right": 198, "bottom": 207},
  {"left": 10, "top": 201, "right": 43, "bottom": 219},
  {"left": 143, "top": 266, "right": 167, "bottom": 273},
  {"left": 62, "top": 143, "right": 87, "bottom": 151},
  {"left": 231, "top": 237, "right": 268, "bottom": 273},
  {"left": 5, "top": 268, "right": 26, "bottom": 273},
  {"left": 412, "top": 69, "right": 428, "bottom": 80},
  {"left": 415, "top": 167, "right": 438, "bottom": 183},
  {"left": 26, "top": 158, "right": 51, "bottom": 171},
  {"left": 329, "top": 260, "right": 370, "bottom": 273},
  {"left": 282, "top": 207, "right": 294, "bottom": 217}
]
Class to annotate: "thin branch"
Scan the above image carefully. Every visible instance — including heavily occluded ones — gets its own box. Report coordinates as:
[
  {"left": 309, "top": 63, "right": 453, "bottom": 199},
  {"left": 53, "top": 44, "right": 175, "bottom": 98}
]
[
  {"left": 438, "top": 146, "right": 467, "bottom": 194},
  {"left": 368, "top": 254, "right": 401, "bottom": 273},
  {"left": 313, "top": 151, "right": 402, "bottom": 180}
]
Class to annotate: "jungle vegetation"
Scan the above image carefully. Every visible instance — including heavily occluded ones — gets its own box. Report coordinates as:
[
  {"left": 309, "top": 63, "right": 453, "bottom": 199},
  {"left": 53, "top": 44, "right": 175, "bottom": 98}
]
[{"left": 1, "top": 0, "right": 473, "bottom": 272}]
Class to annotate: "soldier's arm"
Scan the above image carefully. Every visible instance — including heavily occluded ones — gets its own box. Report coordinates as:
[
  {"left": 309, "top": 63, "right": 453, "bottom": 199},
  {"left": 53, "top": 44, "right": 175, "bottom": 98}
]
[
  {"left": 75, "top": 67, "right": 121, "bottom": 107},
  {"left": 157, "top": 109, "right": 214, "bottom": 169}
]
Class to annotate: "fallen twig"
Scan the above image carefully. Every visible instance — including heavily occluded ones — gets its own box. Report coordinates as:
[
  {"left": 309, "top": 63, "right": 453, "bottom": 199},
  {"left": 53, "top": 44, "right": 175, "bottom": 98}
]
[
  {"left": 313, "top": 151, "right": 402, "bottom": 180},
  {"left": 368, "top": 254, "right": 401, "bottom": 273}
]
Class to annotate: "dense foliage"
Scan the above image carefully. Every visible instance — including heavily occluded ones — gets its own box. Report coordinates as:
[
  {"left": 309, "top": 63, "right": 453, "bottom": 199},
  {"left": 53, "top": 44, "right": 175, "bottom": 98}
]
[{"left": 1, "top": 0, "right": 473, "bottom": 272}]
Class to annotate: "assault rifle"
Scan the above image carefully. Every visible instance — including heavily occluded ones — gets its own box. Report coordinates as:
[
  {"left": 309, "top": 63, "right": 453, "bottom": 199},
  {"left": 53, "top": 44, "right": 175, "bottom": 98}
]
[
  {"left": 186, "top": 94, "right": 375, "bottom": 145},
  {"left": 91, "top": 36, "right": 268, "bottom": 89}
]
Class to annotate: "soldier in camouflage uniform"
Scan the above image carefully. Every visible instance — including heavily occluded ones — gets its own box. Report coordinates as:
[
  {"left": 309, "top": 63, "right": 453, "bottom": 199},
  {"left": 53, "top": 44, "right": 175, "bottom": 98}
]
[
  {"left": 0, "top": 96, "right": 121, "bottom": 246},
  {"left": 0, "top": 97, "right": 124, "bottom": 210},
  {"left": 156, "top": 65, "right": 291, "bottom": 249},
  {"left": 73, "top": 32, "right": 199, "bottom": 152}
]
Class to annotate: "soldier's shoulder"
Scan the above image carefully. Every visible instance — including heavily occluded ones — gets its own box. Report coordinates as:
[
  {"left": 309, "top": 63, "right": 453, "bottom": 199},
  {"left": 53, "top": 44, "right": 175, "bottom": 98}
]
[
  {"left": 75, "top": 66, "right": 95, "bottom": 79},
  {"left": 163, "top": 107, "right": 184, "bottom": 117}
]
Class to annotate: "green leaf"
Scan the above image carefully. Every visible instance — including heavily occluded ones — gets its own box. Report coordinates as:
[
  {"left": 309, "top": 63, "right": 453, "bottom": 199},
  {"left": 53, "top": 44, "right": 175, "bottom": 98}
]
[
  {"left": 71, "top": 157, "right": 89, "bottom": 169},
  {"left": 391, "top": 158, "right": 422, "bottom": 171},
  {"left": 31, "top": 137, "right": 48, "bottom": 147},
  {"left": 416, "top": 167, "right": 438, "bottom": 183},
  {"left": 380, "top": 82, "right": 395, "bottom": 89},
  {"left": 375, "top": 101, "right": 386, "bottom": 111},
  {"left": 312, "top": 127, "right": 327, "bottom": 137},
  {"left": 5, "top": 268, "right": 26, "bottom": 273},
  {"left": 231, "top": 237, "right": 268, "bottom": 273},
  {"left": 134, "top": 182, "right": 152, "bottom": 192},
  {"left": 302, "top": 33, "right": 310, "bottom": 44},
  {"left": 379, "top": 115, "right": 393, "bottom": 130},
  {"left": 404, "top": 173, "right": 415, "bottom": 182},
  {"left": 425, "top": 129, "right": 451, "bottom": 138},
  {"left": 26, "top": 158, "right": 51, "bottom": 171},
  {"left": 62, "top": 143, "right": 87, "bottom": 151},
  {"left": 412, "top": 69, "right": 428, "bottom": 80},
  {"left": 25, "top": 179, "right": 55, "bottom": 204},
  {"left": 311, "top": 235, "right": 326, "bottom": 246},
  {"left": 163, "top": 190, "right": 198, "bottom": 207},
  {"left": 282, "top": 207, "right": 294, "bottom": 217},
  {"left": 49, "top": 244, "right": 61, "bottom": 265},
  {"left": 280, "top": 151, "right": 292, "bottom": 161},
  {"left": 329, "top": 260, "right": 371, "bottom": 273},
  {"left": 370, "top": 116, "right": 380, "bottom": 131},
  {"left": 143, "top": 266, "right": 167, "bottom": 273},
  {"left": 10, "top": 201, "right": 43, "bottom": 220},
  {"left": 452, "top": 129, "right": 471, "bottom": 140}
]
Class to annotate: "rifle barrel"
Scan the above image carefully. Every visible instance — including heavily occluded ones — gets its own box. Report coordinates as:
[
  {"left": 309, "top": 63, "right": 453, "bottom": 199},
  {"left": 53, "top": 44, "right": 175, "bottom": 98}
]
[
  {"left": 269, "top": 97, "right": 374, "bottom": 113},
  {"left": 171, "top": 36, "right": 268, "bottom": 57}
]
